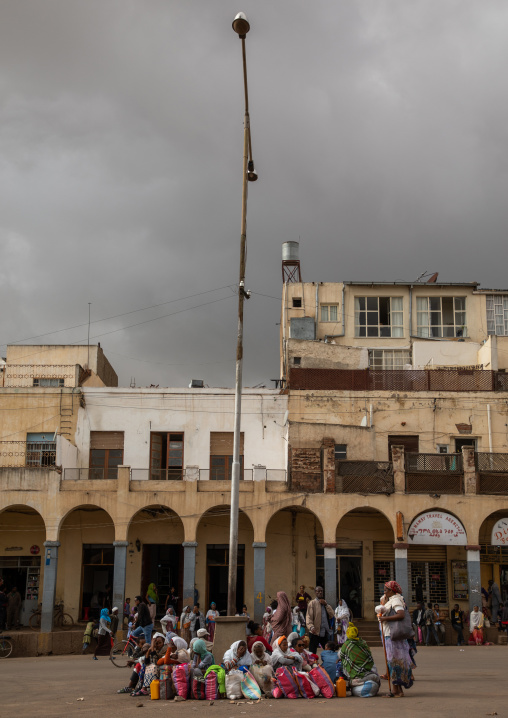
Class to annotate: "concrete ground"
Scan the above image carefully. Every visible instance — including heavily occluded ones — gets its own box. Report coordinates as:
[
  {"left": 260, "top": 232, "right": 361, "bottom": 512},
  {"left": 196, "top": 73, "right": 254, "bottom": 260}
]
[{"left": 2, "top": 646, "right": 507, "bottom": 717}]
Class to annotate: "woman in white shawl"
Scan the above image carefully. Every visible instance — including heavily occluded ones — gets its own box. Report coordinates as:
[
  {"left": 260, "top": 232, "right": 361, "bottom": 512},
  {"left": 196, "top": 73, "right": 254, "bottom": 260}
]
[
  {"left": 470, "top": 605, "right": 484, "bottom": 645},
  {"left": 250, "top": 641, "right": 274, "bottom": 695},
  {"left": 165, "top": 635, "right": 190, "bottom": 663},
  {"left": 335, "top": 598, "right": 350, "bottom": 646},
  {"left": 271, "top": 635, "right": 303, "bottom": 672},
  {"left": 223, "top": 640, "right": 253, "bottom": 672}
]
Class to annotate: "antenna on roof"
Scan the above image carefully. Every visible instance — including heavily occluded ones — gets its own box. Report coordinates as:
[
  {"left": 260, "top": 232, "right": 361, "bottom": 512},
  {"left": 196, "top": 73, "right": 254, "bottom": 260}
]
[{"left": 414, "top": 271, "right": 439, "bottom": 283}]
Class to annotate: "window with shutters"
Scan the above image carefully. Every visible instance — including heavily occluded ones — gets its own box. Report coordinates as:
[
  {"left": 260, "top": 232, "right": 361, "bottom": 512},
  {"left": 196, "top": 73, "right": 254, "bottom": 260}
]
[
  {"left": 210, "top": 432, "right": 244, "bottom": 480},
  {"left": 150, "top": 432, "right": 184, "bottom": 480},
  {"left": 89, "top": 431, "right": 124, "bottom": 480}
]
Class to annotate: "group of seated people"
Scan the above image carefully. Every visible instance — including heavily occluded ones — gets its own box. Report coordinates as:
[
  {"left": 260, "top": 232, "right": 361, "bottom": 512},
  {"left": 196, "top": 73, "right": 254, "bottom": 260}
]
[{"left": 116, "top": 613, "right": 380, "bottom": 699}]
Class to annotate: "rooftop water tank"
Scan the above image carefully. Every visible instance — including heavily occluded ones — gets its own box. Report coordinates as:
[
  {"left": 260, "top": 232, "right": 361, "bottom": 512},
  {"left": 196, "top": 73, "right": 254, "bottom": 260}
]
[{"left": 282, "top": 241, "right": 299, "bottom": 262}]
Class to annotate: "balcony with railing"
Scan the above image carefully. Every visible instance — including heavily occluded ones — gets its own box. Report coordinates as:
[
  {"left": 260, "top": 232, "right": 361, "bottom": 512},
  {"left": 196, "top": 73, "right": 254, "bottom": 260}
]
[
  {"left": 289, "top": 367, "right": 508, "bottom": 392},
  {"left": 0, "top": 440, "right": 56, "bottom": 468},
  {"left": 335, "top": 460, "right": 394, "bottom": 494},
  {"left": 405, "top": 452, "right": 463, "bottom": 494},
  {"left": 476, "top": 453, "right": 508, "bottom": 494}
]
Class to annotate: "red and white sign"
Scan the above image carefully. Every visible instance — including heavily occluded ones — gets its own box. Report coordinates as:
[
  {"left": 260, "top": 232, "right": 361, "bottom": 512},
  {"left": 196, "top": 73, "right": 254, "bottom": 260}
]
[
  {"left": 491, "top": 518, "right": 508, "bottom": 546},
  {"left": 408, "top": 511, "right": 467, "bottom": 545},
  {"left": 30, "top": 545, "right": 40, "bottom": 555}
]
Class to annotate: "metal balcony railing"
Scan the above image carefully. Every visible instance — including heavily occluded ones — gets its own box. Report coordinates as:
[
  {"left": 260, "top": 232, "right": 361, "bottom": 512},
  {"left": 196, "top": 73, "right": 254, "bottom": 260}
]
[
  {"left": 405, "top": 452, "right": 463, "bottom": 494},
  {"left": 0, "top": 440, "right": 56, "bottom": 468},
  {"left": 63, "top": 467, "right": 118, "bottom": 480},
  {"left": 335, "top": 460, "right": 394, "bottom": 494}
]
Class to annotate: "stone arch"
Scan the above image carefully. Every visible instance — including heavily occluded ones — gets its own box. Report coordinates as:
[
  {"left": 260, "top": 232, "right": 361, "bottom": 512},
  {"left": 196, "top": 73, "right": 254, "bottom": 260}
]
[
  {"left": 58, "top": 505, "right": 116, "bottom": 621},
  {"left": 265, "top": 505, "right": 324, "bottom": 608},
  {"left": 126, "top": 505, "right": 186, "bottom": 607},
  {"left": 196, "top": 506, "right": 255, "bottom": 615},
  {"left": 335, "top": 507, "right": 395, "bottom": 619}
]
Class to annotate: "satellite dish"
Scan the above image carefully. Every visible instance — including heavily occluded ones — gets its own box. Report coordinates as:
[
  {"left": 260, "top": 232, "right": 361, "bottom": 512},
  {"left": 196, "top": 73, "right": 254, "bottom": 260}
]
[{"left": 427, "top": 272, "right": 439, "bottom": 283}]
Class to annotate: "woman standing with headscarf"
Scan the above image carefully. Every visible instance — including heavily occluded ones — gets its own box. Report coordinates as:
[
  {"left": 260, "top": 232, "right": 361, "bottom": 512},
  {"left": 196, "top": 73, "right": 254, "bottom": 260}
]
[
  {"left": 180, "top": 605, "right": 192, "bottom": 645},
  {"left": 270, "top": 591, "right": 292, "bottom": 644},
  {"left": 262, "top": 606, "right": 273, "bottom": 644},
  {"left": 145, "top": 583, "right": 159, "bottom": 623},
  {"left": 93, "top": 608, "right": 112, "bottom": 660},
  {"left": 335, "top": 598, "right": 350, "bottom": 646},
  {"left": 377, "top": 581, "right": 413, "bottom": 697}
]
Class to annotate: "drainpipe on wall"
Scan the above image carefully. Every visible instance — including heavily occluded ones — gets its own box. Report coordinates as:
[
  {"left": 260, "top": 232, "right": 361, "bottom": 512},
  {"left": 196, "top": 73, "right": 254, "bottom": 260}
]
[{"left": 487, "top": 404, "right": 493, "bottom": 453}]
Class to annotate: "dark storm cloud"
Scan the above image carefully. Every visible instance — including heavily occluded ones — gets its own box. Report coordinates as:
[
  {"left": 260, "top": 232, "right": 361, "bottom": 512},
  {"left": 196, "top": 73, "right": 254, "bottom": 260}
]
[{"left": 1, "top": 1, "right": 508, "bottom": 386}]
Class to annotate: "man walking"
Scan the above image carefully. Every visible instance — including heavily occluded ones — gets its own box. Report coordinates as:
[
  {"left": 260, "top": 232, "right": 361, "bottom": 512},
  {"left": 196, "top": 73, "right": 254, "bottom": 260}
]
[
  {"left": 306, "top": 586, "right": 334, "bottom": 653},
  {"left": 489, "top": 579, "right": 502, "bottom": 624}
]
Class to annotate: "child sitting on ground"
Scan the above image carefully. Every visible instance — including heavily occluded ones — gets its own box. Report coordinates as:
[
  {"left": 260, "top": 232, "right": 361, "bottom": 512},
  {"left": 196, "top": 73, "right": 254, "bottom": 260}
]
[{"left": 320, "top": 641, "right": 339, "bottom": 684}]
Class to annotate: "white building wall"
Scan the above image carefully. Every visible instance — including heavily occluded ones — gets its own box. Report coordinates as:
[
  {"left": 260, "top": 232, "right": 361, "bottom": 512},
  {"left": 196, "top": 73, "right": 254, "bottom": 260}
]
[{"left": 74, "top": 388, "right": 288, "bottom": 477}]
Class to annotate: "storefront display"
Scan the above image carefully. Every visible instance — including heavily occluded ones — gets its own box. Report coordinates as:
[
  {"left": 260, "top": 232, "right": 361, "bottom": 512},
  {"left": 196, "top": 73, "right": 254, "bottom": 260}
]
[{"left": 452, "top": 560, "right": 468, "bottom": 600}]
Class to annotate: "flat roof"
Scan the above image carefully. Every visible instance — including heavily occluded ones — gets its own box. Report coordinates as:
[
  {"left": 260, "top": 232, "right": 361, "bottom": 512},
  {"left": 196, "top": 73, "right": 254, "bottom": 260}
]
[{"left": 342, "top": 281, "right": 479, "bottom": 287}]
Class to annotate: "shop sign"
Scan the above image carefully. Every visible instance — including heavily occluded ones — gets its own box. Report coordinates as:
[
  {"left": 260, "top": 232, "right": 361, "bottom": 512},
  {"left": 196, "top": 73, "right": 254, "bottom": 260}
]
[
  {"left": 491, "top": 518, "right": 508, "bottom": 546},
  {"left": 4, "top": 547, "right": 23, "bottom": 552},
  {"left": 30, "top": 545, "right": 40, "bottom": 555},
  {"left": 408, "top": 511, "right": 467, "bottom": 545}
]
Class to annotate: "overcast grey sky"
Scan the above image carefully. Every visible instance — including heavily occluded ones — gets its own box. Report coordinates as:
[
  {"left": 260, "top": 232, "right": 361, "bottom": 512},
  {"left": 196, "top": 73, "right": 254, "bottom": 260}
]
[{"left": 1, "top": 1, "right": 508, "bottom": 387}]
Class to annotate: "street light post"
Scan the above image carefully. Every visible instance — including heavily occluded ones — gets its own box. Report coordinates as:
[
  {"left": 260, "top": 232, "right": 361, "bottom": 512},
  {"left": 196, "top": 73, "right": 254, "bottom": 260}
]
[{"left": 228, "top": 12, "right": 257, "bottom": 616}]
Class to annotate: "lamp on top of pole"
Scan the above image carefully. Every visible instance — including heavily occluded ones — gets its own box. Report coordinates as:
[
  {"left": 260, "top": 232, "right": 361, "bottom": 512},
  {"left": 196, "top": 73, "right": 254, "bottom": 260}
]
[{"left": 227, "top": 12, "right": 258, "bottom": 617}]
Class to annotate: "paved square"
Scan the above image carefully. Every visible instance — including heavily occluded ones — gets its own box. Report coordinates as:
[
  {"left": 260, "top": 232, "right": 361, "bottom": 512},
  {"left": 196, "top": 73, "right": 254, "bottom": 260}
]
[{"left": 2, "top": 646, "right": 506, "bottom": 717}]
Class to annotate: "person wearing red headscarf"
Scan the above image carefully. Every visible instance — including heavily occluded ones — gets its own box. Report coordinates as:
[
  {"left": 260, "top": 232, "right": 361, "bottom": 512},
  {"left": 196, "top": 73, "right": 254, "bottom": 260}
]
[{"left": 377, "top": 581, "right": 413, "bottom": 696}]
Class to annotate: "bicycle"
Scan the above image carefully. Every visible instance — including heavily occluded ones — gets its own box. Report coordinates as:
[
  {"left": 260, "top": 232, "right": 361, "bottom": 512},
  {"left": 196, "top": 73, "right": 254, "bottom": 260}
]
[
  {"left": 109, "top": 634, "right": 140, "bottom": 668},
  {"left": 0, "top": 633, "right": 13, "bottom": 658},
  {"left": 29, "top": 602, "right": 74, "bottom": 631}
]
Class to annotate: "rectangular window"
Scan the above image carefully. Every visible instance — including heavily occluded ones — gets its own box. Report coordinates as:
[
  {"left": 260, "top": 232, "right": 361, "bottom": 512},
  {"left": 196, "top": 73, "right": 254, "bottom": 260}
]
[
  {"left": 354, "top": 297, "right": 403, "bottom": 337},
  {"left": 486, "top": 295, "right": 508, "bottom": 336},
  {"left": 369, "top": 349, "right": 411, "bottom": 370},
  {"left": 33, "top": 378, "right": 65, "bottom": 387},
  {"left": 150, "top": 432, "right": 184, "bottom": 480},
  {"left": 293, "top": 356, "right": 301, "bottom": 366},
  {"left": 90, "top": 431, "right": 124, "bottom": 479},
  {"left": 292, "top": 298, "right": 302, "bottom": 308},
  {"left": 334, "top": 444, "right": 347, "bottom": 460},
  {"left": 210, "top": 431, "right": 244, "bottom": 480},
  {"left": 26, "top": 432, "right": 56, "bottom": 467},
  {"left": 416, "top": 296, "right": 467, "bottom": 338},
  {"left": 320, "top": 305, "right": 338, "bottom": 322}
]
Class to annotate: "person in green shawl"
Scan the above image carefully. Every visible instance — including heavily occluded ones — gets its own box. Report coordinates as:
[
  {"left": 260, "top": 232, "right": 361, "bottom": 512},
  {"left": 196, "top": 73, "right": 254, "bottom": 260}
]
[
  {"left": 145, "top": 583, "right": 159, "bottom": 623},
  {"left": 191, "top": 638, "right": 215, "bottom": 677},
  {"left": 339, "top": 624, "right": 380, "bottom": 697}
]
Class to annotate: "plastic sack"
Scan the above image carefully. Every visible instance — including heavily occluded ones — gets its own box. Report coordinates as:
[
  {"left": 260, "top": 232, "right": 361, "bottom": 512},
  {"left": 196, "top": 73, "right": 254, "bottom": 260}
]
[
  {"left": 225, "top": 670, "right": 245, "bottom": 700},
  {"left": 250, "top": 664, "right": 274, "bottom": 694},
  {"left": 192, "top": 677, "right": 207, "bottom": 700},
  {"left": 294, "top": 671, "right": 315, "bottom": 699},
  {"left": 173, "top": 663, "right": 191, "bottom": 700},
  {"left": 274, "top": 667, "right": 299, "bottom": 699},
  {"left": 308, "top": 666, "right": 334, "bottom": 698},
  {"left": 205, "top": 671, "right": 219, "bottom": 700},
  {"left": 241, "top": 671, "right": 262, "bottom": 701}
]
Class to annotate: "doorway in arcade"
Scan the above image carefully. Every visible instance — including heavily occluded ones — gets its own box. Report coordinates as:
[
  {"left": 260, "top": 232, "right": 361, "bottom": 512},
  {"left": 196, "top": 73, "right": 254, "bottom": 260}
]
[
  {"left": 141, "top": 544, "right": 182, "bottom": 618},
  {"left": 206, "top": 545, "right": 245, "bottom": 614}
]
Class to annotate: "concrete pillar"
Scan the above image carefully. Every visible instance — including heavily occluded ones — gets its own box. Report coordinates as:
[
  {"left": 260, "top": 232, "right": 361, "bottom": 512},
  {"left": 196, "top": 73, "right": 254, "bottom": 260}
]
[
  {"left": 182, "top": 541, "right": 198, "bottom": 608},
  {"left": 391, "top": 446, "right": 405, "bottom": 494},
  {"left": 462, "top": 447, "right": 477, "bottom": 495},
  {"left": 322, "top": 437, "right": 336, "bottom": 493},
  {"left": 324, "top": 546, "right": 337, "bottom": 610},
  {"left": 113, "top": 540, "right": 129, "bottom": 629},
  {"left": 41, "top": 541, "right": 60, "bottom": 633},
  {"left": 466, "top": 545, "right": 482, "bottom": 614},
  {"left": 393, "top": 543, "right": 409, "bottom": 601},
  {"left": 252, "top": 542, "right": 266, "bottom": 624}
]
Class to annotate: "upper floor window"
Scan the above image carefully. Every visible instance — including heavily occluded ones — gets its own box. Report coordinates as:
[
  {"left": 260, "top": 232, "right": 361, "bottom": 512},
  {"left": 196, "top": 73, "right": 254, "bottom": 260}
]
[
  {"left": 486, "top": 295, "right": 508, "bottom": 336},
  {"left": 26, "top": 432, "right": 56, "bottom": 467},
  {"left": 210, "top": 432, "right": 244, "bottom": 480},
  {"left": 90, "top": 431, "right": 124, "bottom": 480},
  {"left": 292, "top": 298, "right": 302, "bottom": 308},
  {"left": 369, "top": 349, "right": 411, "bottom": 370},
  {"left": 320, "top": 305, "right": 338, "bottom": 322},
  {"left": 150, "top": 432, "right": 184, "bottom": 480},
  {"left": 33, "top": 378, "right": 64, "bottom": 387},
  {"left": 416, "top": 297, "right": 466, "bottom": 338},
  {"left": 355, "top": 297, "right": 403, "bottom": 337},
  {"left": 335, "top": 444, "right": 347, "bottom": 460}
]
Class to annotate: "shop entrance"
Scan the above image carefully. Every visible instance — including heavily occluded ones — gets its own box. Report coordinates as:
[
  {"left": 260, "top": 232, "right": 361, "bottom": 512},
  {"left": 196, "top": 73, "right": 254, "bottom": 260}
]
[
  {"left": 82, "top": 544, "right": 114, "bottom": 620},
  {"left": 141, "top": 544, "right": 183, "bottom": 618},
  {"left": 206, "top": 544, "right": 244, "bottom": 614},
  {"left": 0, "top": 556, "right": 41, "bottom": 626},
  {"left": 338, "top": 555, "right": 362, "bottom": 618}
]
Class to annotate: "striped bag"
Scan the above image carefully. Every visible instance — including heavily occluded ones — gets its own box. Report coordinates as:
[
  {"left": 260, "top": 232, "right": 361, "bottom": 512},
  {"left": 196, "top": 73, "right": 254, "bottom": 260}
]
[
  {"left": 240, "top": 671, "right": 262, "bottom": 701},
  {"left": 274, "top": 667, "right": 299, "bottom": 699}
]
